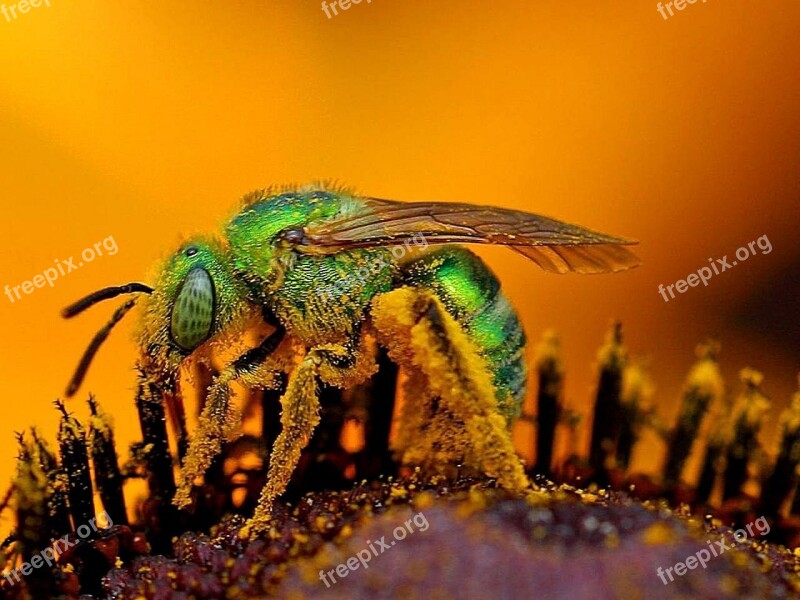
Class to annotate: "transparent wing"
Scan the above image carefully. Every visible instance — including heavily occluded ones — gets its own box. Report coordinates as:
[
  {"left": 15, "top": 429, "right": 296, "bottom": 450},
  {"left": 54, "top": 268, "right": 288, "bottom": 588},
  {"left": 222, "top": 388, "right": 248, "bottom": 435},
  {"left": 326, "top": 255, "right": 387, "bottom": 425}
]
[{"left": 302, "top": 198, "right": 640, "bottom": 274}]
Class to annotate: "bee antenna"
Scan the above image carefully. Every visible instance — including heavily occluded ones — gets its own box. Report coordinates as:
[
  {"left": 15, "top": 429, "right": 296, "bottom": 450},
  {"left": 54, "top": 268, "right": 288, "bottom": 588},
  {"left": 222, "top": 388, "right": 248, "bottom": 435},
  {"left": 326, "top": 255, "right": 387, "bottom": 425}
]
[
  {"left": 65, "top": 299, "right": 138, "bottom": 397},
  {"left": 62, "top": 283, "right": 153, "bottom": 318}
]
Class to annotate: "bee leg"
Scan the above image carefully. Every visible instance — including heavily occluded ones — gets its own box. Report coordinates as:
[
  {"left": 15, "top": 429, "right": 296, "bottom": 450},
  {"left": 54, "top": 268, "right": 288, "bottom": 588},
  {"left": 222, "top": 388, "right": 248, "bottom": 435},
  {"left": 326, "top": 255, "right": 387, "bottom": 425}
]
[
  {"left": 246, "top": 343, "right": 353, "bottom": 536},
  {"left": 370, "top": 287, "right": 531, "bottom": 495},
  {"left": 173, "top": 325, "right": 286, "bottom": 509},
  {"left": 391, "top": 368, "right": 431, "bottom": 463}
]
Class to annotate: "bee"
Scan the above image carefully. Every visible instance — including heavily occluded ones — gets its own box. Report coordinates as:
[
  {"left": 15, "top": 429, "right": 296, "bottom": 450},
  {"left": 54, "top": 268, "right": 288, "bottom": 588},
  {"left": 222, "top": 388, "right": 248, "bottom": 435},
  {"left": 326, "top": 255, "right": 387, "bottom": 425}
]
[{"left": 63, "top": 185, "right": 639, "bottom": 534}]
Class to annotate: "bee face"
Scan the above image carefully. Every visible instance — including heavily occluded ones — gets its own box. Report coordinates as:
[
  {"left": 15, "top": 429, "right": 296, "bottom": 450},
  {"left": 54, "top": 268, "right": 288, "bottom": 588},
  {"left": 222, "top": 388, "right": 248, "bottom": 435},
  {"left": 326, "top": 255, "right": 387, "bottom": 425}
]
[{"left": 137, "top": 238, "right": 251, "bottom": 369}]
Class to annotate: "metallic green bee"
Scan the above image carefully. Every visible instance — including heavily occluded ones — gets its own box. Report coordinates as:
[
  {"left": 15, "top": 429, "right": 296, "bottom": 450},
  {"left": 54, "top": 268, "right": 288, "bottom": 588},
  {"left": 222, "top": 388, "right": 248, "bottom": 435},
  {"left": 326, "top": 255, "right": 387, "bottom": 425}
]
[{"left": 63, "top": 185, "right": 639, "bottom": 534}]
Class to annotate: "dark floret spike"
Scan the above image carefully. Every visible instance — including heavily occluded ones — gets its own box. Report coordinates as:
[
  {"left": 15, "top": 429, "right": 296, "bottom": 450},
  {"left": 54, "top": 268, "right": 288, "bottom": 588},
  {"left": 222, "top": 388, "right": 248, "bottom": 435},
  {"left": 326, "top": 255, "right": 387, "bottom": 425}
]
[
  {"left": 30, "top": 428, "right": 57, "bottom": 473},
  {"left": 55, "top": 401, "right": 96, "bottom": 527},
  {"left": 695, "top": 380, "right": 737, "bottom": 505},
  {"left": 168, "top": 380, "right": 190, "bottom": 461},
  {"left": 88, "top": 396, "right": 129, "bottom": 526},
  {"left": 533, "top": 330, "right": 563, "bottom": 478},
  {"left": 615, "top": 361, "right": 654, "bottom": 471},
  {"left": 722, "top": 369, "right": 770, "bottom": 501},
  {"left": 31, "top": 428, "right": 72, "bottom": 539},
  {"left": 695, "top": 440, "right": 724, "bottom": 506},
  {"left": 134, "top": 366, "right": 179, "bottom": 553},
  {"left": 764, "top": 374, "right": 800, "bottom": 518},
  {"left": 561, "top": 409, "right": 583, "bottom": 460},
  {"left": 11, "top": 436, "right": 57, "bottom": 596},
  {"left": 54, "top": 398, "right": 68, "bottom": 418},
  {"left": 663, "top": 341, "right": 723, "bottom": 492},
  {"left": 588, "top": 322, "right": 626, "bottom": 485}
]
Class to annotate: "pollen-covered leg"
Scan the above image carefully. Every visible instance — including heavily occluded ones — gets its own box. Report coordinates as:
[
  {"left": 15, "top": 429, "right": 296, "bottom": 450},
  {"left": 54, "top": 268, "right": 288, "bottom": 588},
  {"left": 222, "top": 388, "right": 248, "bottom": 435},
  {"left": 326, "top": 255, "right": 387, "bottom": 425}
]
[
  {"left": 246, "top": 343, "right": 352, "bottom": 536},
  {"left": 391, "top": 369, "right": 435, "bottom": 462},
  {"left": 173, "top": 370, "right": 243, "bottom": 508},
  {"left": 173, "top": 327, "right": 287, "bottom": 509},
  {"left": 371, "top": 287, "right": 531, "bottom": 495},
  {"left": 393, "top": 368, "right": 471, "bottom": 470}
]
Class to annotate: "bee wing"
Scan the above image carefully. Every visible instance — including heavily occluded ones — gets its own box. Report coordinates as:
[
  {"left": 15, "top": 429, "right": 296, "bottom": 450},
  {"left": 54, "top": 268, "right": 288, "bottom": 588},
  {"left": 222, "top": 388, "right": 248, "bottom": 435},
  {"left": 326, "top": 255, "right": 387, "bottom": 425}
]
[{"left": 303, "top": 198, "right": 640, "bottom": 274}]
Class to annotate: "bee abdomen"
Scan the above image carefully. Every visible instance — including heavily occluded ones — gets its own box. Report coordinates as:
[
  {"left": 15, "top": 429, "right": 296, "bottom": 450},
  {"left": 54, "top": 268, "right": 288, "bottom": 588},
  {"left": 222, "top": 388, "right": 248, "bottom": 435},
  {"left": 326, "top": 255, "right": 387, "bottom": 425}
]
[{"left": 401, "top": 246, "right": 527, "bottom": 419}]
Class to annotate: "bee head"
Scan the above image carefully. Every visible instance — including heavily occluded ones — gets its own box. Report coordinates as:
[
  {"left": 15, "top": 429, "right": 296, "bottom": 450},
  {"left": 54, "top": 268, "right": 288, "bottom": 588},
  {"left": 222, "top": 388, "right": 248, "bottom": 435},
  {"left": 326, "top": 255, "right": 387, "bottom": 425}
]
[
  {"left": 63, "top": 236, "right": 252, "bottom": 396},
  {"left": 138, "top": 237, "right": 254, "bottom": 366}
]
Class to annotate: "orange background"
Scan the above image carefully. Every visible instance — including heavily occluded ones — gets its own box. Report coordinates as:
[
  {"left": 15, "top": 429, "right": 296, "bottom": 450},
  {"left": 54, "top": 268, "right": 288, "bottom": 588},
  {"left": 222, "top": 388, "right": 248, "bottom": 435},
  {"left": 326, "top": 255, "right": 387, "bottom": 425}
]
[{"left": 1, "top": 1, "right": 799, "bottom": 532}]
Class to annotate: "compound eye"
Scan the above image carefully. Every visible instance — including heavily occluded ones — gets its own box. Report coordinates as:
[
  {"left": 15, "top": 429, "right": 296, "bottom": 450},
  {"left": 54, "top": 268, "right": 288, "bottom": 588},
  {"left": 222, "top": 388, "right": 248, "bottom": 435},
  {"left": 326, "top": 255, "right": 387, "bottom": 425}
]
[
  {"left": 170, "top": 267, "right": 215, "bottom": 351},
  {"left": 281, "top": 227, "right": 306, "bottom": 246}
]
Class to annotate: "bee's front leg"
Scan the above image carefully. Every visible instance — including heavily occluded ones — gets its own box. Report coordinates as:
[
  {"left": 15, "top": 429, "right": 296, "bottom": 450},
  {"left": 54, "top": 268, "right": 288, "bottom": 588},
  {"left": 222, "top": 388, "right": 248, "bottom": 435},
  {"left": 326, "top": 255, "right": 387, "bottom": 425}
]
[
  {"left": 245, "top": 343, "right": 356, "bottom": 537},
  {"left": 371, "top": 287, "right": 532, "bottom": 495},
  {"left": 173, "top": 324, "right": 286, "bottom": 509}
]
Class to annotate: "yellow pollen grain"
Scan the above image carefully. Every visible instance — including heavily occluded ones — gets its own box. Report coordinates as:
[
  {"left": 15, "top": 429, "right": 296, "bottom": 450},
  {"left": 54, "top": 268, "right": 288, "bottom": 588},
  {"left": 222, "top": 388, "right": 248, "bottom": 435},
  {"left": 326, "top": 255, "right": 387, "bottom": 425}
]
[
  {"left": 414, "top": 491, "right": 436, "bottom": 510},
  {"left": 641, "top": 522, "right": 676, "bottom": 545}
]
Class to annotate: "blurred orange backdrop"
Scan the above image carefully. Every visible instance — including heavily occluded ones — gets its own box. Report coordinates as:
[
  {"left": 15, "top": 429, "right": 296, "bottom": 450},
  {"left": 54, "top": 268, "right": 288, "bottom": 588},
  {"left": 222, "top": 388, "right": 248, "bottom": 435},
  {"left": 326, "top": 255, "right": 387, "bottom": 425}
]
[{"left": 1, "top": 1, "right": 799, "bottom": 532}]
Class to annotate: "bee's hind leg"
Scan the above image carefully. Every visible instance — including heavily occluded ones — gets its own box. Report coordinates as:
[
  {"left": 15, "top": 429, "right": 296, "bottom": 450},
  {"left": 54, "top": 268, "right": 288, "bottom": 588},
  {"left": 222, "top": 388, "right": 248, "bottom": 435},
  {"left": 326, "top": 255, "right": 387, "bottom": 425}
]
[{"left": 370, "top": 287, "right": 531, "bottom": 495}]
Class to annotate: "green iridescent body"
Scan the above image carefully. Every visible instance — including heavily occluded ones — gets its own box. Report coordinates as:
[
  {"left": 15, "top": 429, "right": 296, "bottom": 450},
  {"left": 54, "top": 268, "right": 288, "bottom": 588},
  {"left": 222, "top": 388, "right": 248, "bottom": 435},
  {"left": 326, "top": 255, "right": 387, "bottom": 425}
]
[
  {"left": 400, "top": 247, "right": 526, "bottom": 418},
  {"left": 217, "top": 189, "right": 527, "bottom": 417},
  {"left": 227, "top": 190, "right": 398, "bottom": 344}
]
